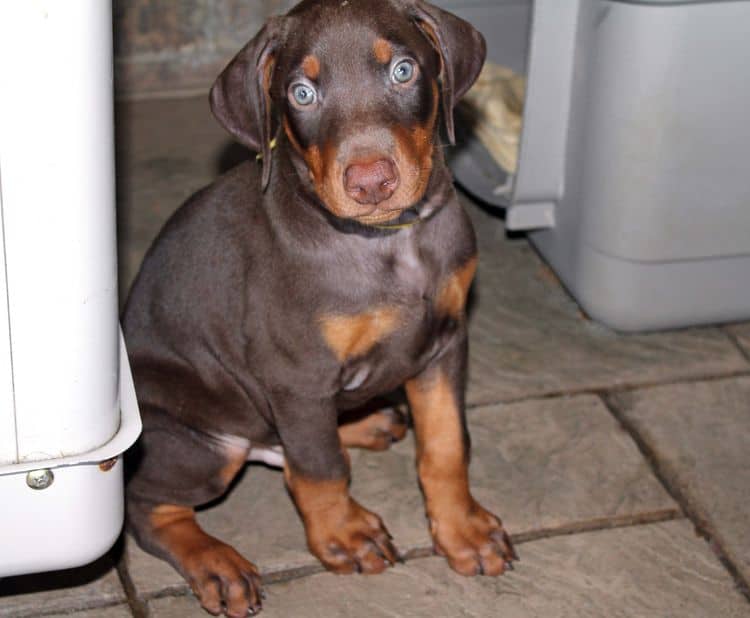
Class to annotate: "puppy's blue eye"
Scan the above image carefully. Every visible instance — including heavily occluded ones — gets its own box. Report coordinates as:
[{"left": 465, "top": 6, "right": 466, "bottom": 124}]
[
  {"left": 292, "top": 83, "right": 316, "bottom": 106},
  {"left": 391, "top": 60, "right": 415, "bottom": 84}
]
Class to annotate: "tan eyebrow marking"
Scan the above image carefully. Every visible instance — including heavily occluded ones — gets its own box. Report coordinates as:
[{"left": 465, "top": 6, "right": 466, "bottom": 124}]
[
  {"left": 373, "top": 38, "right": 393, "bottom": 64},
  {"left": 302, "top": 54, "right": 321, "bottom": 80}
]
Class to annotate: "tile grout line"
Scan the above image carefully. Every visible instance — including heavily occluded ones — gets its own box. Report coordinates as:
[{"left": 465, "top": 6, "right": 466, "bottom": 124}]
[
  {"left": 113, "top": 347, "right": 750, "bottom": 609},
  {"left": 722, "top": 326, "right": 750, "bottom": 364},
  {"left": 8, "top": 600, "right": 130, "bottom": 618},
  {"left": 466, "top": 366, "right": 750, "bottom": 411},
  {"left": 137, "top": 508, "right": 683, "bottom": 605},
  {"left": 401, "top": 508, "right": 685, "bottom": 562},
  {"left": 115, "top": 556, "right": 149, "bottom": 618},
  {"left": 600, "top": 393, "right": 750, "bottom": 604}
]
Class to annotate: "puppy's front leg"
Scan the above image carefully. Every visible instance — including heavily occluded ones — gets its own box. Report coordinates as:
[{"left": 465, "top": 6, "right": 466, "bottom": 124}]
[
  {"left": 275, "top": 395, "right": 400, "bottom": 574},
  {"left": 405, "top": 332, "right": 518, "bottom": 576}
]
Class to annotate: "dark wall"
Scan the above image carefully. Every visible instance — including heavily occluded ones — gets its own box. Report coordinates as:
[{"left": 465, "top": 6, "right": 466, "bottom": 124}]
[{"left": 113, "top": 0, "right": 292, "bottom": 98}]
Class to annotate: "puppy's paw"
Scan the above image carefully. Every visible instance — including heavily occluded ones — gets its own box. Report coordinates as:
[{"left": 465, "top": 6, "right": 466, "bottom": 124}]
[
  {"left": 430, "top": 500, "right": 517, "bottom": 577},
  {"left": 307, "top": 499, "right": 401, "bottom": 574},
  {"left": 339, "top": 406, "right": 408, "bottom": 451},
  {"left": 181, "top": 540, "right": 264, "bottom": 617}
]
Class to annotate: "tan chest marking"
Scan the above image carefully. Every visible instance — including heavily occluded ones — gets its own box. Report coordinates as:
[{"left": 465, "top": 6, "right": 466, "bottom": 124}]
[
  {"left": 436, "top": 256, "right": 478, "bottom": 318},
  {"left": 320, "top": 306, "right": 402, "bottom": 362}
]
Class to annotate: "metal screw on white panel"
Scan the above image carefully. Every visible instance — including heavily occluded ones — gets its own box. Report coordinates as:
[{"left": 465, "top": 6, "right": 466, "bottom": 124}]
[{"left": 26, "top": 469, "right": 54, "bottom": 490}]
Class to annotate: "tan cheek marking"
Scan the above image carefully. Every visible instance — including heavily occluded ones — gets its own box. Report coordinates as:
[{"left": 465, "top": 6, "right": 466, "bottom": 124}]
[
  {"left": 319, "top": 306, "right": 402, "bottom": 362},
  {"left": 388, "top": 79, "right": 439, "bottom": 205},
  {"left": 315, "top": 140, "right": 368, "bottom": 218},
  {"left": 282, "top": 125, "right": 354, "bottom": 218},
  {"left": 413, "top": 79, "right": 439, "bottom": 164},
  {"left": 436, "top": 256, "right": 478, "bottom": 318},
  {"left": 283, "top": 116, "right": 326, "bottom": 183},
  {"left": 429, "top": 79, "right": 440, "bottom": 128},
  {"left": 305, "top": 143, "right": 324, "bottom": 182},
  {"left": 373, "top": 38, "right": 393, "bottom": 64},
  {"left": 283, "top": 116, "right": 304, "bottom": 153},
  {"left": 302, "top": 54, "right": 321, "bottom": 80}
]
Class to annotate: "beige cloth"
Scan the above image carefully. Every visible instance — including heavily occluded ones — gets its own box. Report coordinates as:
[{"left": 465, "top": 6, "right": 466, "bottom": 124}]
[{"left": 459, "top": 62, "right": 526, "bottom": 175}]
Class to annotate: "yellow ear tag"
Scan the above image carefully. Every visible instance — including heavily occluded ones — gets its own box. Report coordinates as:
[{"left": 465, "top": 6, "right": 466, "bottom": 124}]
[{"left": 255, "top": 137, "right": 278, "bottom": 161}]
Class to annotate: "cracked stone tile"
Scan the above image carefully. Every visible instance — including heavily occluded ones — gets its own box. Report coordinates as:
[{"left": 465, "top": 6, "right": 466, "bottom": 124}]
[
  {"left": 45, "top": 605, "right": 133, "bottom": 618},
  {"left": 148, "top": 521, "right": 749, "bottom": 618},
  {"left": 726, "top": 322, "right": 750, "bottom": 358},
  {"left": 610, "top": 376, "right": 750, "bottom": 585},
  {"left": 464, "top": 199, "right": 748, "bottom": 405},
  {"left": 0, "top": 555, "right": 127, "bottom": 618},
  {"left": 124, "top": 395, "right": 675, "bottom": 599}
]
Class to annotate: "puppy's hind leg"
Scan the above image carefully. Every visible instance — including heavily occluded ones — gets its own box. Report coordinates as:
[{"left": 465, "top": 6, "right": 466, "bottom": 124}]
[
  {"left": 338, "top": 399, "right": 409, "bottom": 451},
  {"left": 126, "top": 406, "right": 262, "bottom": 617}
]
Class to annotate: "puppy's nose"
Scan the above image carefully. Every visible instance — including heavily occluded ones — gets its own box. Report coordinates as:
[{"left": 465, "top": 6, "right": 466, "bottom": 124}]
[{"left": 344, "top": 159, "right": 399, "bottom": 205}]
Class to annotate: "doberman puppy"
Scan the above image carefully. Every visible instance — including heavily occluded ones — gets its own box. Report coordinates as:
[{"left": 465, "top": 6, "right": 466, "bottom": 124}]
[{"left": 123, "top": 0, "right": 517, "bottom": 615}]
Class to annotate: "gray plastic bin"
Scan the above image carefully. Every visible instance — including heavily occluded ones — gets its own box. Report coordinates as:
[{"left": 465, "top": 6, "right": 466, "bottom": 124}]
[{"left": 443, "top": 0, "right": 750, "bottom": 332}]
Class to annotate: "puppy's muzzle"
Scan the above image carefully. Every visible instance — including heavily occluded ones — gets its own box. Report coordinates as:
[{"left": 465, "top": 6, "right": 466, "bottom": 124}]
[{"left": 344, "top": 158, "right": 399, "bottom": 206}]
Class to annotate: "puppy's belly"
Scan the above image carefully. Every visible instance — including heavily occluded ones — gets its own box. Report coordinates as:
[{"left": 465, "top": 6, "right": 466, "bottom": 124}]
[
  {"left": 215, "top": 432, "right": 286, "bottom": 469},
  {"left": 247, "top": 444, "right": 285, "bottom": 468}
]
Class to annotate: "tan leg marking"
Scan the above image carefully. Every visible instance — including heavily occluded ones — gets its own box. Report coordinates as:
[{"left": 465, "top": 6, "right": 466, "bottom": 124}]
[
  {"left": 405, "top": 368, "right": 517, "bottom": 576},
  {"left": 319, "top": 306, "right": 401, "bottom": 362},
  {"left": 284, "top": 466, "right": 400, "bottom": 573},
  {"left": 436, "top": 255, "right": 477, "bottom": 318},
  {"left": 149, "top": 505, "right": 262, "bottom": 617}
]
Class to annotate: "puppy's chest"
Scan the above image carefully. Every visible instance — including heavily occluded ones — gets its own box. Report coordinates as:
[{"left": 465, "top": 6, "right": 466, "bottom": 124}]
[{"left": 319, "top": 244, "right": 476, "bottom": 397}]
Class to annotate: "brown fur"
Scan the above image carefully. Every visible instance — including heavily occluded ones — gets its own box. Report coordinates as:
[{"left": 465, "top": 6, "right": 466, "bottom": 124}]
[{"left": 124, "top": 2, "right": 510, "bottom": 615}]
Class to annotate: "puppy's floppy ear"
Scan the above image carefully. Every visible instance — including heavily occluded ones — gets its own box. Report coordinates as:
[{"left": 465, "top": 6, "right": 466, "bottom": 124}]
[
  {"left": 409, "top": 1, "right": 486, "bottom": 145},
  {"left": 209, "top": 18, "right": 282, "bottom": 190}
]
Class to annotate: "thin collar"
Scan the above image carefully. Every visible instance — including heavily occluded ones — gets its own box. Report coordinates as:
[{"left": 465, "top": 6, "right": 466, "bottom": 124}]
[{"left": 368, "top": 207, "right": 421, "bottom": 231}]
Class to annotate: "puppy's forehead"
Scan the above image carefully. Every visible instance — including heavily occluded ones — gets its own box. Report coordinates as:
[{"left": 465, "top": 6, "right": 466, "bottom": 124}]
[
  {"left": 288, "top": 0, "right": 405, "bottom": 26},
  {"left": 281, "top": 0, "right": 428, "bottom": 73}
]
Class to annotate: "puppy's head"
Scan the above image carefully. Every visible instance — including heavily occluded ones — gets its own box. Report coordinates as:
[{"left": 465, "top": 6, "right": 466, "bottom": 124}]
[{"left": 210, "top": 0, "right": 485, "bottom": 225}]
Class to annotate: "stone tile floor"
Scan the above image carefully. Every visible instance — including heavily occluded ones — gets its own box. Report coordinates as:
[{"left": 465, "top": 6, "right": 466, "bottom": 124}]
[{"left": 2, "top": 96, "right": 749, "bottom": 617}]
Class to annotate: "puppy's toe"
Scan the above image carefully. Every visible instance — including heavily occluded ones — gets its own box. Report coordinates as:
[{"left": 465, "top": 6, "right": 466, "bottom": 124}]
[{"left": 184, "top": 542, "right": 263, "bottom": 616}]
